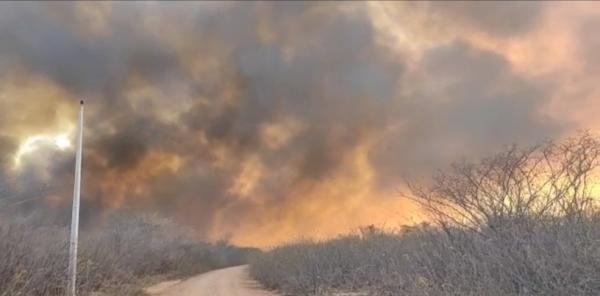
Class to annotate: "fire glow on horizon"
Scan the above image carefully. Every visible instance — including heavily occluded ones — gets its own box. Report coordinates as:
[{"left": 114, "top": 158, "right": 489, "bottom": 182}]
[{"left": 1, "top": 2, "right": 600, "bottom": 247}]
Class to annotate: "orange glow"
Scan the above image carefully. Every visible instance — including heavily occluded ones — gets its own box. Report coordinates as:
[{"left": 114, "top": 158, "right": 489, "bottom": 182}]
[{"left": 3, "top": 2, "right": 600, "bottom": 248}]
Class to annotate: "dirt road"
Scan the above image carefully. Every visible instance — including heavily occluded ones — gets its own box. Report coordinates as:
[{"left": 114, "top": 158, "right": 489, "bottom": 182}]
[{"left": 145, "top": 265, "right": 278, "bottom": 296}]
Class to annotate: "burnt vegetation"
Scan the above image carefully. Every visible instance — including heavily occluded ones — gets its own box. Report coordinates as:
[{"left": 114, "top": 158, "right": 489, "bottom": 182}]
[{"left": 250, "top": 133, "right": 600, "bottom": 295}]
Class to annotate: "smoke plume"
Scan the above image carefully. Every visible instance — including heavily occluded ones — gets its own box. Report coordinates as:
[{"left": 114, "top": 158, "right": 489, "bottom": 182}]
[{"left": 1, "top": 2, "right": 598, "bottom": 246}]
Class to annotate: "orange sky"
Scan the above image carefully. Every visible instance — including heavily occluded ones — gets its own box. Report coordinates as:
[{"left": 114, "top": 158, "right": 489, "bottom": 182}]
[{"left": 1, "top": 2, "right": 600, "bottom": 247}]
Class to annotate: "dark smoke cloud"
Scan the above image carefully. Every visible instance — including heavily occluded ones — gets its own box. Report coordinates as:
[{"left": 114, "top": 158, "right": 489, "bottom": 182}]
[
  {"left": 0, "top": 2, "right": 583, "bottom": 246},
  {"left": 371, "top": 40, "right": 560, "bottom": 187},
  {"left": 0, "top": 2, "right": 183, "bottom": 101},
  {"left": 100, "top": 130, "right": 148, "bottom": 170}
]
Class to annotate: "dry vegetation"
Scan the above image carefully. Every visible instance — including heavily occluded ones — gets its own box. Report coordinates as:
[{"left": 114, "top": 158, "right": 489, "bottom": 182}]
[
  {"left": 0, "top": 210, "right": 257, "bottom": 296},
  {"left": 251, "top": 134, "right": 600, "bottom": 295}
]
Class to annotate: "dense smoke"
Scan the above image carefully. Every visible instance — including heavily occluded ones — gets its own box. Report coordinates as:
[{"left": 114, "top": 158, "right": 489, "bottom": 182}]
[{"left": 0, "top": 2, "right": 597, "bottom": 246}]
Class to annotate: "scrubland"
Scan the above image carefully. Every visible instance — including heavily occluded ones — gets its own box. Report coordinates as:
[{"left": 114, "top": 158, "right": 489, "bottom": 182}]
[
  {"left": 0, "top": 211, "right": 256, "bottom": 296},
  {"left": 251, "top": 134, "right": 600, "bottom": 296}
]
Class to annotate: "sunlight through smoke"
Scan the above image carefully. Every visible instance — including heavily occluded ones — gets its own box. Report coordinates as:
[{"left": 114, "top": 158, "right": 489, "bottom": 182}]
[{"left": 13, "top": 133, "right": 72, "bottom": 168}]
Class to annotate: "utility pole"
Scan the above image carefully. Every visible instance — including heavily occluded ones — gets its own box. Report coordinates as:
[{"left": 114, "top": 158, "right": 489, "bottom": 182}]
[{"left": 68, "top": 100, "right": 84, "bottom": 296}]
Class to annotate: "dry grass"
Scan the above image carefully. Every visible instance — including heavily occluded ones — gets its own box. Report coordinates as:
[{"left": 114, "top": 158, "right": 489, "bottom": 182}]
[
  {"left": 250, "top": 134, "right": 600, "bottom": 296},
  {"left": 0, "top": 211, "right": 257, "bottom": 296}
]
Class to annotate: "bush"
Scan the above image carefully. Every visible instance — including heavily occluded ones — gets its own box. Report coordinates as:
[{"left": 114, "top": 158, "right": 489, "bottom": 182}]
[
  {"left": 0, "top": 211, "right": 255, "bottom": 296},
  {"left": 250, "top": 134, "right": 600, "bottom": 295}
]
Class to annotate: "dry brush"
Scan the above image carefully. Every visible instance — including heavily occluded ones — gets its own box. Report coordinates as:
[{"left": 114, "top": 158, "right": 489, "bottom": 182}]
[
  {"left": 250, "top": 134, "right": 600, "bottom": 296},
  {"left": 0, "top": 210, "right": 257, "bottom": 296}
]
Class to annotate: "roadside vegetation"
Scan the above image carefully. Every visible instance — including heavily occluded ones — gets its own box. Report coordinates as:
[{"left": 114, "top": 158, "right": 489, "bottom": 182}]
[
  {"left": 0, "top": 210, "right": 257, "bottom": 296},
  {"left": 251, "top": 134, "right": 600, "bottom": 295}
]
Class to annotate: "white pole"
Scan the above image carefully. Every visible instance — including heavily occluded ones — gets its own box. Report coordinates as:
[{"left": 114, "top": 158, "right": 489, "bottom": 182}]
[{"left": 68, "top": 100, "right": 84, "bottom": 296}]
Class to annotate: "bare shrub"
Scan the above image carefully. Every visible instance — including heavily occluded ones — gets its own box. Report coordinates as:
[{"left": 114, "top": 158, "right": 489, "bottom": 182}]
[
  {"left": 0, "top": 210, "right": 255, "bottom": 296},
  {"left": 250, "top": 134, "right": 600, "bottom": 295},
  {"left": 410, "top": 133, "right": 599, "bottom": 232}
]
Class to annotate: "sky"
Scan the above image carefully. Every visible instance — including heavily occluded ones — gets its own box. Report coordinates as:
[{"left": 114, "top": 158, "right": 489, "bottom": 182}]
[{"left": 0, "top": 1, "right": 599, "bottom": 247}]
